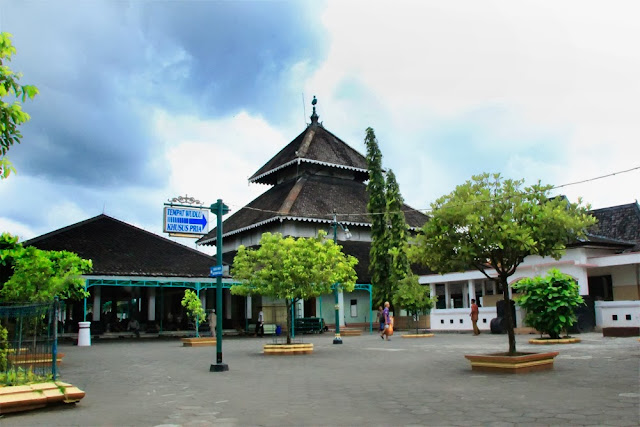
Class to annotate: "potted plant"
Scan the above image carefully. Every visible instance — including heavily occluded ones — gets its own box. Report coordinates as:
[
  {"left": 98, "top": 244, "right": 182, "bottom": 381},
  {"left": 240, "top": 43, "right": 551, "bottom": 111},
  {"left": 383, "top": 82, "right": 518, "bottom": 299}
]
[
  {"left": 513, "top": 269, "right": 583, "bottom": 344},
  {"left": 409, "top": 174, "right": 596, "bottom": 373},
  {"left": 180, "top": 290, "right": 215, "bottom": 347},
  {"left": 393, "top": 274, "right": 436, "bottom": 338},
  {"left": 231, "top": 231, "right": 358, "bottom": 355}
]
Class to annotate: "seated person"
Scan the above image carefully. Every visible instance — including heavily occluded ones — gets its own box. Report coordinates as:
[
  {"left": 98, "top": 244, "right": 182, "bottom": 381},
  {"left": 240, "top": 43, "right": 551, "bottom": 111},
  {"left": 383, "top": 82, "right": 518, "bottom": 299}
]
[{"left": 127, "top": 318, "right": 141, "bottom": 337}]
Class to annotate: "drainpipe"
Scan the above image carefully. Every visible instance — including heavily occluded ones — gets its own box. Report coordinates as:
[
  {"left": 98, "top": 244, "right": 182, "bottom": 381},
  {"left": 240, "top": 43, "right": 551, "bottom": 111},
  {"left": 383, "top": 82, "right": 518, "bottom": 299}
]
[{"left": 636, "top": 264, "right": 639, "bottom": 300}]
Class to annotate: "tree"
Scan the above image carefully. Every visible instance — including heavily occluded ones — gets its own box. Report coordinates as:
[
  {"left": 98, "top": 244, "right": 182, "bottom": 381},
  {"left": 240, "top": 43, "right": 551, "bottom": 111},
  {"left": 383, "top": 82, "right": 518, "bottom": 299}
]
[
  {"left": 386, "top": 169, "right": 411, "bottom": 295},
  {"left": 365, "top": 127, "right": 391, "bottom": 306},
  {"left": 0, "top": 32, "right": 39, "bottom": 179},
  {"left": 0, "top": 233, "right": 92, "bottom": 302},
  {"left": 231, "top": 231, "right": 358, "bottom": 344},
  {"left": 181, "top": 289, "right": 206, "bottom": 337},
  {"left": 409, "top": 173, "right": 596, "bottom": 354},
  {"left": 513, "top": 269, "right": 584, "bottom": 339},
  {"left": 392, "top": 274, "right": 436, "bottom": 334}
]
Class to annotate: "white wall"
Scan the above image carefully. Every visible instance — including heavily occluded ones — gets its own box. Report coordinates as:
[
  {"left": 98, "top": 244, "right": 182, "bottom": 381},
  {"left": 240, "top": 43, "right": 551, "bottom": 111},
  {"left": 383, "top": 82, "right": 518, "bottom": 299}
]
[
  {"left": 595, "top": 301, "right": 640, "bottom": 328},
  {"left": 429, "top": 308, "right": 496, "bottom": 331}
]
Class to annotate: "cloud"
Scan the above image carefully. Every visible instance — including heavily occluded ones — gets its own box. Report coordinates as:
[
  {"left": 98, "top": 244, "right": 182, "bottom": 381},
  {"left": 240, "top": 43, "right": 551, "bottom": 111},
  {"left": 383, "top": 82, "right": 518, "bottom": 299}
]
[{"left": 304, "top": 0, "right": 640, "bottom": 210}]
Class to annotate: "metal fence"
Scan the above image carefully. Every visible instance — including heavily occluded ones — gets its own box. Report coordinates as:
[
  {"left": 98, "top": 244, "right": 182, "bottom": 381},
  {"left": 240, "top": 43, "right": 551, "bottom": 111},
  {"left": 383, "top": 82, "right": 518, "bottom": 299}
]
[{"left": 0, "top": 300, "right": 61, "bottom": 386}]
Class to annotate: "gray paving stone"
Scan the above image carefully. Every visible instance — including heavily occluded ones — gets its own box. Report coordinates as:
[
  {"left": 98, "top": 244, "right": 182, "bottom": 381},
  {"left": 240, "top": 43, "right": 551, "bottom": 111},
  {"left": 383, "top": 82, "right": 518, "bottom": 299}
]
[{"left": 0, "top": 332, "right": 637, "bottom": 426}]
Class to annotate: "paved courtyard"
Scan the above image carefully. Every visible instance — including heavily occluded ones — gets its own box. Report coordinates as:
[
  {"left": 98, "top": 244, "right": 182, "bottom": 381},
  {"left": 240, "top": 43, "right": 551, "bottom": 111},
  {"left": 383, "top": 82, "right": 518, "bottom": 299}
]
[{"left": 2, "top": 332, "right": 638, "bottom": 426}]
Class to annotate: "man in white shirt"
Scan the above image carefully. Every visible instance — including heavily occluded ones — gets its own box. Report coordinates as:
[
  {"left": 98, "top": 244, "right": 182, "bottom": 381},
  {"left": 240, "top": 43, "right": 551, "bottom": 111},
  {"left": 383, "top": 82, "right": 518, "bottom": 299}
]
[{"left": 255, "top": 308, "right": 264, "bottom": 337}]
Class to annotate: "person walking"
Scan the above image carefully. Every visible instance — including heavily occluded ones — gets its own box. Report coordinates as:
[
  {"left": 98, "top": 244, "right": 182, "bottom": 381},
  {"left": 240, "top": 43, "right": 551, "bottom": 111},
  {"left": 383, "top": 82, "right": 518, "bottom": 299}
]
[
  {"left": 378, "top": 306, "right": 385, "bottom": 335},
  {"left": 208, "top": 309, "right": 217, "bottom": 337},
  {"left": 255, "top": 308, "right": 264, "bottom": 337},
  {"left": 470, "top": 299, "right": 480, "bottom": 335},
  {"left": 381, "top": 301, "right": 392, "bottom": 341}
]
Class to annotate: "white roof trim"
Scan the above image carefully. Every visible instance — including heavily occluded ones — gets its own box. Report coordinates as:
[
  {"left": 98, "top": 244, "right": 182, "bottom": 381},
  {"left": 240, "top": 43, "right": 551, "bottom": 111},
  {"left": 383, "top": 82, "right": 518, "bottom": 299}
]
[{"left": 249, "top": 157, "right": 368, "bottom": 183}]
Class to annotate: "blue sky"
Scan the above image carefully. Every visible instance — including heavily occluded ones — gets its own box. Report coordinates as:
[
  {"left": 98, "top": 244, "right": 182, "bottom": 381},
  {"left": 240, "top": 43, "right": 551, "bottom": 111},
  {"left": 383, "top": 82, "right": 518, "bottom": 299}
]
[{"left": 1, "top": 1, "right": 638, "bottom": 253}]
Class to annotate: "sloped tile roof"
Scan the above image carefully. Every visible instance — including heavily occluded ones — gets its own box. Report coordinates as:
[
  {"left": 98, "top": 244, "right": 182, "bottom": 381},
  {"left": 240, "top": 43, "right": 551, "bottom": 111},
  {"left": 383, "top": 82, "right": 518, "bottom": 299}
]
[
  {"left": 198, "top": 173, "right": 429, "bottom": 245},
  {"left": 248, "top": 124, "right": 369, "bottom": 185},
  {"left": 587, "top": 202, "right": 640, "bottom": 250},
  {"left": 25, "top": 215, "right": 215, "bottom": 277}
]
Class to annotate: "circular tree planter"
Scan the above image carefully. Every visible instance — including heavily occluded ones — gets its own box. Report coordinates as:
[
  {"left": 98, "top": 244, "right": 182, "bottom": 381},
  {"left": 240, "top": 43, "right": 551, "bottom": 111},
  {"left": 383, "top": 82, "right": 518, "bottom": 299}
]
[
  {"left": 263, "top": 343, "right": 313, "bottom": 355},
  {"left": 529, "top": 337, "right": 581, "bottom": 345},
  {"left": 464, "top": 351, "right": 559, "bottom": 374},
  {"left": 181, "top": 337, "right": 216, "bottom": 347},
  {"left": 401, "top": 333, "right": 434, "bottom": 339}
]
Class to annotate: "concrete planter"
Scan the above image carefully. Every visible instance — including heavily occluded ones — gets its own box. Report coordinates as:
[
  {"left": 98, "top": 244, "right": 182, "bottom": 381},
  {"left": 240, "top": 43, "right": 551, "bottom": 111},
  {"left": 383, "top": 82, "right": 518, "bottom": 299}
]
[
  {"left": 464, "top": 351, "right": 559, "bottom": 374},
  {"left": 263, "top": 343, "right": 313, "bottom": 355},
  {"left": 401, "top": 333, "right": 435, "bottom": 338},
  {"left": 181, "top": 337, "right": 216, "bottom": 347},
  {"left": 0, "top": 381, "right": 85, "bottom": 414},
  {"left": 529, "top": 337, "right": 581, "bottom": 345},
  {"left": 338, "top": 328, "right": 362, "bottom": 337}
]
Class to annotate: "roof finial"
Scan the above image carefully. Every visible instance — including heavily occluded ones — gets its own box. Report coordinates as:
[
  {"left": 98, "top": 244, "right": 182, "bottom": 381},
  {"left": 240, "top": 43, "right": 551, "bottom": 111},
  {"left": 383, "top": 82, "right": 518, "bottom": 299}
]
[{"left": 310, "top": 95, "right": 319, "bottom": 124}]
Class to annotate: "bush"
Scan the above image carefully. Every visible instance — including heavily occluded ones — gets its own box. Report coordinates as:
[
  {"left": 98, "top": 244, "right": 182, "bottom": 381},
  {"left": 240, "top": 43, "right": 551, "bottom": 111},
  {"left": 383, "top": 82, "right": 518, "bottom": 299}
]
[
  {"left": 0, "top": 325, "right": 7, "bottom": 372},
  {"left": 513, "top": 269, "right": 584, "bottom": 339}
]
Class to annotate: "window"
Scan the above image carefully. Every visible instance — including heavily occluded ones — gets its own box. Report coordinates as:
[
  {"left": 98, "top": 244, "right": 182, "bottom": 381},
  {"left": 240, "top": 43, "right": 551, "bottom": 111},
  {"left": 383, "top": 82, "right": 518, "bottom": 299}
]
[{"left": 350, "top": 299, "right": 357, "bottom": 317}]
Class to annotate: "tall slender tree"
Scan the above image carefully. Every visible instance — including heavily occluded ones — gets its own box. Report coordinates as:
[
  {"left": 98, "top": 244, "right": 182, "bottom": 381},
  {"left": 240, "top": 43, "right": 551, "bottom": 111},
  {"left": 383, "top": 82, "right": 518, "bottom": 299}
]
[
  {"left": 386, "top": 169, "right": 411, "bottom": 294},
  {"left": 365, "top": 127, "right": 390, "bottom": 306}
]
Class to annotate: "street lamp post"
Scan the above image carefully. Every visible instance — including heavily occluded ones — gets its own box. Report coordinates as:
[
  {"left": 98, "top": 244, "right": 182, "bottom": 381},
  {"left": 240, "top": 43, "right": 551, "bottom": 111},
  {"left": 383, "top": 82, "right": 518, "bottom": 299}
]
[{"left": 332, "top": 211, "right": 351, "bottom": 344}]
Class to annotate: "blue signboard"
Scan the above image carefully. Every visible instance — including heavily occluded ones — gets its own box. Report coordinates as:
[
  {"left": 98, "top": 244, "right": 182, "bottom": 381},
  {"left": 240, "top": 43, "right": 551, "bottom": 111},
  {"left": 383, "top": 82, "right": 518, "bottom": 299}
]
[
  {"left": 210, "top": 265, "right": 223, "bottom": 278},
  {"left": 163, "top": 207, "right": 209, "bottom": 235}
]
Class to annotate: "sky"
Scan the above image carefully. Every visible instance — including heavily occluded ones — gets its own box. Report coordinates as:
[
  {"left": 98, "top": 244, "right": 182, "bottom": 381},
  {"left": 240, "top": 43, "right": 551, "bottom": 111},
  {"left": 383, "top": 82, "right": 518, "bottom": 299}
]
[{"left": 1, "top": 0, "right": 638, "bottom": 254}]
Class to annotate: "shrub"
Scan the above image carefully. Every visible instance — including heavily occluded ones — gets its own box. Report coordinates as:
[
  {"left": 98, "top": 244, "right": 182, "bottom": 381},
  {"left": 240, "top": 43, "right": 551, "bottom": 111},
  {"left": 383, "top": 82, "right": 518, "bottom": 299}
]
[{"left": 513, "top": 269, "right": 585, "bottom": 339}]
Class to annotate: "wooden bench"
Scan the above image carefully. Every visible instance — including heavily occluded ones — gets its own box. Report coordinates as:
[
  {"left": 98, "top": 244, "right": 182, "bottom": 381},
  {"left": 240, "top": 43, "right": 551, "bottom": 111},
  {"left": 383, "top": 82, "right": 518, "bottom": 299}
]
[{"left": 247, "top": 323, "right": 277, "bottom": 335}]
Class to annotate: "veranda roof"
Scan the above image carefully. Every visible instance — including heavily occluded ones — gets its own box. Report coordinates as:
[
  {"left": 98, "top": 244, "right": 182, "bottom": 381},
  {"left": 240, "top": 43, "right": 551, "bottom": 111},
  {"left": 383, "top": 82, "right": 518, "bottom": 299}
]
[{"left": 26, "top": 214, "right": 216, "bottom": 278}]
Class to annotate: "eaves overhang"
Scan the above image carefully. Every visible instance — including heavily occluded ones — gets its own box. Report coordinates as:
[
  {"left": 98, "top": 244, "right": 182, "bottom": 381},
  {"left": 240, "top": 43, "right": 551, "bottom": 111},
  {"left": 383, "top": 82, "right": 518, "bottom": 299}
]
[{"left": 249, "top": 158, "right": 369, "bottom": 184}]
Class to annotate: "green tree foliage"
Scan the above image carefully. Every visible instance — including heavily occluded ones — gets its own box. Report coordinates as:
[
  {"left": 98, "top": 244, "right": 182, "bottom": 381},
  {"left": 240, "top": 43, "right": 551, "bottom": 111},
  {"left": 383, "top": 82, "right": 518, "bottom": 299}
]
[
  {"left": 231, "top": 231, "right": 358, "bottom": 344},
  {"left": 513, "top": 269, "right": 584, "bottom": 339},
  {"left": 386, "top": 169, "right": 411, "bottom": 294},
  {"left": 0, "top": 233, "right": 92, "bottom": 302},
  {"left": 181, "top": 289, "right": 206, "bottom": 336},
  {"left": 392, "top": 274, "right": 436, "bottom": 334},
  {"left": 409, "top": 173, "right": 596, "bottom": 354},
  {"left": 0, "top": 32, "right": 38, "bottom": 179},
  {"left": 365, "top": 127, "right": 390, "bottom": 306}
]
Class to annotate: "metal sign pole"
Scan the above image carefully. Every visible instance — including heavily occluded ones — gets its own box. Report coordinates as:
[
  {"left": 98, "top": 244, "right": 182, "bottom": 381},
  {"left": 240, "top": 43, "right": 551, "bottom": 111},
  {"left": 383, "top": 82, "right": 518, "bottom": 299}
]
[{"left": 210, "top": 199, "right": 229, "bottom": 372}]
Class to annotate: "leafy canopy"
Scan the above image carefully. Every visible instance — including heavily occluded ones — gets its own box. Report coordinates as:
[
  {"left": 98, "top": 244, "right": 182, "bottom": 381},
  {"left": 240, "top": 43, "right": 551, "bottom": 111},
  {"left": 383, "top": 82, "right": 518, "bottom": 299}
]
[
  {"left": 513, "top": 269, "right": 584, "bottom": 339},
  {"left": 231, "top": 231, "right": 358, "bottom": 301},
  {"left": 410, "top": 173, "right": 596, "bottom": 279},
  {"left": 0, "top": 32, "right": 39, "bottom": 179},
  {"left": 0, "top": 232, "right": 92, "bottom": 302},
  {"left": 181, "top": 289, "right": 206, "bottom": 326}
]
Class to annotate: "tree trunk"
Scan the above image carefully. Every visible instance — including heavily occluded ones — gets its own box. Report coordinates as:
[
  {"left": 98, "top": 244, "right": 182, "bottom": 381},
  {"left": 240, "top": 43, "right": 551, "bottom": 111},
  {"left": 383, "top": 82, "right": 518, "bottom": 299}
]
[
  {"left": 286, "top": 300, "right": 292, "bottom": 345},
  {"left": 501, "top": 277, "right": 517, "bottom": 355}
]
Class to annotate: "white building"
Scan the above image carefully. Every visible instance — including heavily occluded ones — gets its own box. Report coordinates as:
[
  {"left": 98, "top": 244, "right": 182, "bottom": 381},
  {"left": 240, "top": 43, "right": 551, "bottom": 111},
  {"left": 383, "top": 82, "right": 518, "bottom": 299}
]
[{"left": 420, "top": 202, "right": 640, "bottom": 333}]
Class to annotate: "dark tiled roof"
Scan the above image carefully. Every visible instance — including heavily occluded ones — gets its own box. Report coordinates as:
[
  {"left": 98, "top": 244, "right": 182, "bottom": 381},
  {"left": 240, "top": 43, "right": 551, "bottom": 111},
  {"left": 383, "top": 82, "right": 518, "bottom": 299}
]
[
  {"left": 248, "top": 123, "right": 369, "bottom": 185},
  {"left": 25, "top": 215, "right": 216, "bottom": 278},
  {"left": 587, "top": 203, "right": 640, "bottom": 251},
  {"left": 221, "top": 240, "right": 432, "bottom": 284},
  {"left": 198, "top": 173, "right": 429, "bottom": 245}
]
